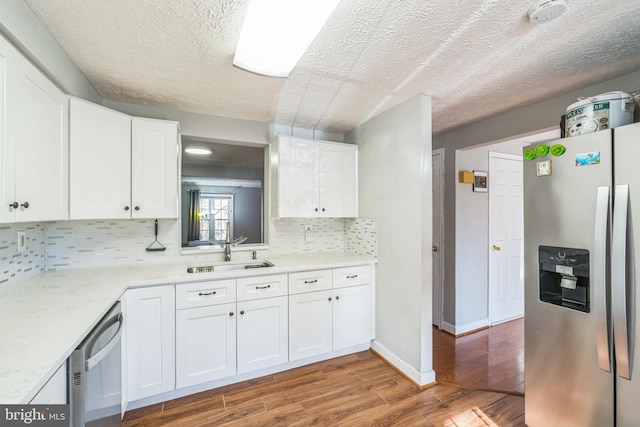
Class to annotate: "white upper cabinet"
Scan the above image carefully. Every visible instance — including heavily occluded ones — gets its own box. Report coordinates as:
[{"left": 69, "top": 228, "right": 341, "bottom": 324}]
[
  {"left": 0, "top": 34, "right": 68, "bottom": 223},
  {"left": 131, "top": 117, "right": 179, "bottom": 219},
  {"left": 70, "top": 98, "right": 131, "bottom": 219},
  {"left": 70, "top": 99, "right": 179, "bottom": 219},
  {"left": 271, "top": 136, "right": 358, "bottom": 218},
  {"left": 318, "top": 142, "right": 358, "bottom": 218}
]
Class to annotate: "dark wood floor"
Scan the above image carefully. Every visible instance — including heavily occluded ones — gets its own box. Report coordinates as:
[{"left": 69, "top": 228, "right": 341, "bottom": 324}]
[
  {"left": 433, "top": 318, "right": 525, "bottom": 395},
  {"left": 123, "top": 348, "right": 524, "bottom": 426}
]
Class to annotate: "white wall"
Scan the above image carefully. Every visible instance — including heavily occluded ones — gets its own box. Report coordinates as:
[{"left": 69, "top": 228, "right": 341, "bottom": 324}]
[
  {"left": 451, "top": 135, "right": 549, "bottom": 333},
  {"left": 346, "top": 94, "right": 434, "bottom": 385}
]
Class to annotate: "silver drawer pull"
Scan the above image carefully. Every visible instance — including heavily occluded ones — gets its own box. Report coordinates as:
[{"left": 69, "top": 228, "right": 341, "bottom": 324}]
[
  {"left": 346, "top": 275, "right": 358, "bottom": 279},
  {"left": 256, "top": 284, "right": 271, "bottom": 290},
  {"left": 198, "top": 291, "right": 217, "bottom": 296},
  {"left": 304, "top": 280, "right": 318, "bottom": 284}
]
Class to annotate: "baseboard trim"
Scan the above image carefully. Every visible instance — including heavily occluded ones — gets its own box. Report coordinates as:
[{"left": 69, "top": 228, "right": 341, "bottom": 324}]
[
  {"left": 441, "top": 318, "right": 490, "bottom": 337},
  {"left": 370, "top": 341, "right": 436, "bottom": 388},
  {"left": 490, "top": 314, "right": 524, "bottom": 327}
]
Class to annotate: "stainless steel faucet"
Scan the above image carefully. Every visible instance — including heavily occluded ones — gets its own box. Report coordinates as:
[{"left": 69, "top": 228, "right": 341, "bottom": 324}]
[{"left": 218, "top": 221, "right": 247, "bottom": 261}]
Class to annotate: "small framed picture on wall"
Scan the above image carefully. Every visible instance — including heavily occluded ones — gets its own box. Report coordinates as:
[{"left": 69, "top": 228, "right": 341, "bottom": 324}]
[{"left": 473, "top": 170, "right": 487, "bottom": 192}]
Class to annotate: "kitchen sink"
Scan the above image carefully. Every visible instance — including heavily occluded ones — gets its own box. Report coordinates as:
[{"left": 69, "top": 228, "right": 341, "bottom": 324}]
[{"left": 186, "top": 260, "right": 274, "bottom": 273}]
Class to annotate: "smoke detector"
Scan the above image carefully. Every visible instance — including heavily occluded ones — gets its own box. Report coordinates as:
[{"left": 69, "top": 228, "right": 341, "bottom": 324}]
[{"left": 528, "top": 0, "right": 567, "bottom": 24}]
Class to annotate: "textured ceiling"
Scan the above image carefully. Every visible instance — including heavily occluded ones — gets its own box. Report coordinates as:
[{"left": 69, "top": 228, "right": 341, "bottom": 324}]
[{"left": 23, "top": 0, "right": 640, "bottom": 135}]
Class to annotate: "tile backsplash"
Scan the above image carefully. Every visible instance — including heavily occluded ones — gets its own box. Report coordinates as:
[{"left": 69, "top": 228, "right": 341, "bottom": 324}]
[
  {"left": 0, "top": 223, "right": 46, "bottom": 285},
  {"left": 1, "top": 217, "right": 376, "bottom": 286}
]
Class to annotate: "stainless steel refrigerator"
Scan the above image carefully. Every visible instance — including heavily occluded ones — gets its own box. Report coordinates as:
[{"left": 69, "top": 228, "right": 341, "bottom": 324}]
[{"left": 524, "top": 121, "right": 640, "bottom": 427}]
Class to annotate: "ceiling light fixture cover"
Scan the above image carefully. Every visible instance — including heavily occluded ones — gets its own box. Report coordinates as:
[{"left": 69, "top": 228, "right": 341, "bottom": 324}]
[
  {"left": 233, "top": 0, "right": 341, "bottom": 77},
  {"left": 528, "top": 0, "right": 567, "bottom": 24},
  {"left": 184, "top": 146, "right": 212, "bottom": 155}
]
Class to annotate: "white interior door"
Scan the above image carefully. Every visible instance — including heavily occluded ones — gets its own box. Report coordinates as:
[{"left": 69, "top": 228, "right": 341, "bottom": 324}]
[
  {"left": 432, "top": 149, "right": 444, "bottom": 327},
  {"left": 488, "top": 152, "right": 524, "bottom": 325}
]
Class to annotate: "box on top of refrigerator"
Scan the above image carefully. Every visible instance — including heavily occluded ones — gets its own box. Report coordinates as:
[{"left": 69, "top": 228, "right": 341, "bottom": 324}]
[{"left": 565, "top": 91, "right": 636, "bottom": 137}]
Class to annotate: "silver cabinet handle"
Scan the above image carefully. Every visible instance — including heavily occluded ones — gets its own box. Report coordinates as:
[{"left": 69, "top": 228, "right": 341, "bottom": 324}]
[
  {"left": 20, "top": 202, "right": 29, "bottom": 209},
  {"left": 594, "top": 186, "right": 612, "bottom": 373},
  {"left": 613, "top": 184, "right": 632, "bottom": 379},
  {"left": 198, "top": 291, "right": 217, "bottom": 296},
  {"left": 346, "top": 275, "right": 358, "bottom": 279},
  {"left": 256, "top": 284, "right": 271, "bottom": 290},
  {"left": 10, "top": 202, "right": 18, "bottom": 209},
  {"left": 304, "top": 280, "right": 318, "bottom": 284}
]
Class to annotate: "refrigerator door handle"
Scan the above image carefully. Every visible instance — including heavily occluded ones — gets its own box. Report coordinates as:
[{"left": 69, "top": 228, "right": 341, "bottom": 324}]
[
  {"left": 613, "top": 184, "right": 632, "bottom": 380},
  {"left": 595, "top": 186, "right": 612, "bottom": 372}
]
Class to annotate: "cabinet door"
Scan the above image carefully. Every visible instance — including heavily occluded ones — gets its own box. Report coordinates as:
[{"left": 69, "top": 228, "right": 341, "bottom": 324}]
[
  {"left": 289, "top": 290, "right": 332, "bottom": 361},
  {"left": 125, "top": 286, "right": 175, "bottom": 402},
  {"left": 0, "top": 35, "right": 17, "bottom": 223},
  {"left": 237, "top": 296, "right": 288, "bottom": 373},
  {"left": 176, "top": 303, "right": 236, "bottom": 388},
  {"left": 333, "top": 285, "right": 371, "bottom": 351},
  {"left": 318, "top": 142, "right": 358, "bottom": 218},
  {"left": 30, "top": 363, "right": 67, "bottom": 404},
  {"left": 70, "top": 98, "right": 131, "bottom": 219},
  {"left": 14, "top": 57, "right": 68, "bottom": 222},
  {"left": 0, "top": 34, "right": 68, "bottom": 223},
  {"left": 276, "top": 137, "right": 319, "bottom": 217},
  {"left": 131, "top": 118, "right": 179, "bottom": 219}
]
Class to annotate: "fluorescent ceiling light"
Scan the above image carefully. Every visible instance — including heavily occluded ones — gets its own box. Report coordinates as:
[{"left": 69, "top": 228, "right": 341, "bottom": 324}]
[
  {"left": 233, "top": 0, "right": 341, "bottom": 77},
  {"left": 184, "top": 146, "right": 212, "bottom": 155}
]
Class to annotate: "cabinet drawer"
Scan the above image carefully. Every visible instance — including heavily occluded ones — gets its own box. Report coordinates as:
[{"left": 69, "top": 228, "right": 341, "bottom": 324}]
[
  {"left": 289, "top": 269, "right": 332, "bottom": 294},
  {"left": 237, "top": 274, "right": 288, "bottom": 301},
  {"left": 176, "top": 279, "right": 236, "bottom": 309},
  {"left": 333, "top": 265, "right": 371, "bottom": 288}
]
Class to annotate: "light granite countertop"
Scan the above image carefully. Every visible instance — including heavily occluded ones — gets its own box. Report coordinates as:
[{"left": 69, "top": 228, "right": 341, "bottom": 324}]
[{"left": 0, "top": 252, "right": 375, "bottom": 404}]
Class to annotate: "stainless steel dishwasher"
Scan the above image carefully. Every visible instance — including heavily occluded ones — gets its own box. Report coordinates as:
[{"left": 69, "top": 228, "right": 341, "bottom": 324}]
[{"left": 69, "top": 301, "right": 123, "bottom": 427}]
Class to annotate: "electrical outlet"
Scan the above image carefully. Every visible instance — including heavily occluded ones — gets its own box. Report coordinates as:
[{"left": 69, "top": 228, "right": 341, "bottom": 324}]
[
  {"left": 304, "top": 224, "right": 314, "bottom": 243},
  {"left": 17, "top": 231, "right": 26, "bottom": 252}
]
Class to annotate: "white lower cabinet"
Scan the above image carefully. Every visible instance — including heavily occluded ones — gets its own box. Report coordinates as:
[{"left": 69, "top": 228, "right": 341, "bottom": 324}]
[
  {"left": 124, "top": 264, "right": 373, "bottom": 405},
  {"left": 125, "top": 285, "right": 175, "bottom": 402},
  {"left": 237, "top": 295, "right": 288, "bottom": 373},
  {"left": 332, "top": 285, "right": 371, "bottom": 351},
  {"left": 289, "top": 269, "right": 372, "bottom": 362},
  {"left": 289, "top": 290, "right": 333, "bottom": 361},
  {"left": 30, "top": 363, "right": 67, "bottom": 404},
  {"left": 176, "top": 303, "right": 236, "bottom": 388}
]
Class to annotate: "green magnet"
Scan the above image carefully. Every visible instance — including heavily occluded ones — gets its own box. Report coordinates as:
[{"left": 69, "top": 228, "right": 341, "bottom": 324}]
[
  {"left": 550, "top": 144, "right": 566, "bottom": 156},
  {"left": 535, "top": 144, "right": 550, "bottom": 157},
  {"left": 524, "top": 149, "right": 536, "bottom": 160}
]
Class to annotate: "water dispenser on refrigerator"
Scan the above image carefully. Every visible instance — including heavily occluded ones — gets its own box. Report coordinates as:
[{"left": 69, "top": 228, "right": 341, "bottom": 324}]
[{"left": 538, "top": 246, "right": 590, "bottom": 312}]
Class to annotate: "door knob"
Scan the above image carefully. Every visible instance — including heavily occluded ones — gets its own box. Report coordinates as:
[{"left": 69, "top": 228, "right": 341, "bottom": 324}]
[
  {"left": 432, "top": 245, "right": 438, "bottom": 252},
  {"left": 492, "top": 245, "right": 502, "bottom": 252}
]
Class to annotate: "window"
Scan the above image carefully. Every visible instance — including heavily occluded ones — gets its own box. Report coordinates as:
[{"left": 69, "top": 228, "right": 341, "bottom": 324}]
[{"left": 199, "top": 193, "right": 234, "bottom": 242}]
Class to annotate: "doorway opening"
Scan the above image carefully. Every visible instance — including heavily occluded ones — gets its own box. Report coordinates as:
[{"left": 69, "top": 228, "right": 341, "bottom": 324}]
[{"left": 432, "top": 127, "right": 560, "bottom": 393}]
